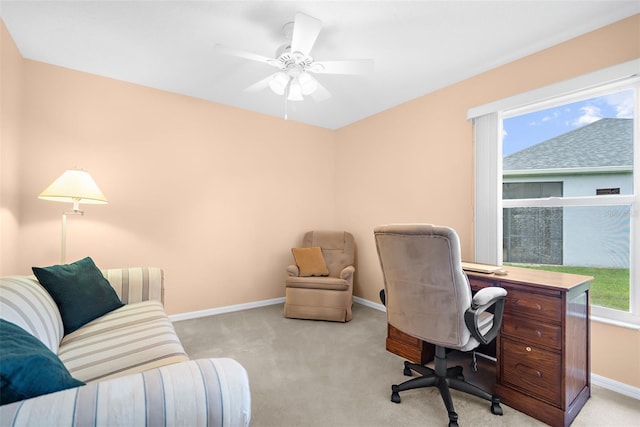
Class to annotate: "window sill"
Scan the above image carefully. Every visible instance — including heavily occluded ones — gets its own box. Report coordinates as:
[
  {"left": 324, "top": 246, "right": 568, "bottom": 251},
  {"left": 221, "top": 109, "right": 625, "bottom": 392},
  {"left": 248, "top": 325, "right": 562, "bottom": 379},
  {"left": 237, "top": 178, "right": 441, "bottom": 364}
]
[{"left": 590, "top": 315, "right": 640, "bottom": 330}]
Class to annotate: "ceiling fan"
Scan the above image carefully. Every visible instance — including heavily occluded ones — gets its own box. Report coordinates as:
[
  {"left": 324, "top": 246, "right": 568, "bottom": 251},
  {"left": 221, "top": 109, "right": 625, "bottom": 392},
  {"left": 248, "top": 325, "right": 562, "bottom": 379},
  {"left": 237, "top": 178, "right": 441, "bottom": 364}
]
[{"left": 215, "top": 12, "right": 373, "bottom": 103}]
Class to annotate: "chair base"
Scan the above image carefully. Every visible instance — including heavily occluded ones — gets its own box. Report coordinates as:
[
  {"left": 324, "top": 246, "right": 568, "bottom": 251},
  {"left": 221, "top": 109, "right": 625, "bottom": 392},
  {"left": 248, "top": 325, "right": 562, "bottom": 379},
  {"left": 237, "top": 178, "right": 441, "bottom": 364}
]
[{"left": 390, "top": 346, "right": 502, "bottom": 427}]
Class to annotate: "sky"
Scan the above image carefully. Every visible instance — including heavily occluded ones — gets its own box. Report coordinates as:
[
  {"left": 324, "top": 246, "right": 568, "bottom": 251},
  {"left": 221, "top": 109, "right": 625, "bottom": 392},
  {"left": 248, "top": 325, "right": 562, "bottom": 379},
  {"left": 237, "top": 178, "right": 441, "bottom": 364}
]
[{"left": 502, "top": 88, "right": 635, "bottom": 157}]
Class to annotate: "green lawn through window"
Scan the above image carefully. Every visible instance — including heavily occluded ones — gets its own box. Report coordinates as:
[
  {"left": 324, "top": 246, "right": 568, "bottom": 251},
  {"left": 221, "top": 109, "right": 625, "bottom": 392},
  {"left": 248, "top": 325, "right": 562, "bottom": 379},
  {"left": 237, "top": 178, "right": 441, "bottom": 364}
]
[{"left": 505, "top": 264, "right": 629, "bottom": 311}]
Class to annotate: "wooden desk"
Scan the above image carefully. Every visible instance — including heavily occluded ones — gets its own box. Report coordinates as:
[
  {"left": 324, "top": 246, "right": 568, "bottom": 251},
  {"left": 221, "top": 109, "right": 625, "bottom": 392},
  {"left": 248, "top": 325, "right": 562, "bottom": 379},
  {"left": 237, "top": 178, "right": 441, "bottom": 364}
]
[{"left": 385, "top": 266, "right": 592, "bottom": 427}]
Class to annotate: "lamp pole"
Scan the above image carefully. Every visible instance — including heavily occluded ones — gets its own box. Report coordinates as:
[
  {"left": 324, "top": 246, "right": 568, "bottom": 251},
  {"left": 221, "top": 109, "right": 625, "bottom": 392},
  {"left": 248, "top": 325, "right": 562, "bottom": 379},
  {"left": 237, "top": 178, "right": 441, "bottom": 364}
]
[{"left": 60, "top": 208, "right": 83, "bottom": 264}]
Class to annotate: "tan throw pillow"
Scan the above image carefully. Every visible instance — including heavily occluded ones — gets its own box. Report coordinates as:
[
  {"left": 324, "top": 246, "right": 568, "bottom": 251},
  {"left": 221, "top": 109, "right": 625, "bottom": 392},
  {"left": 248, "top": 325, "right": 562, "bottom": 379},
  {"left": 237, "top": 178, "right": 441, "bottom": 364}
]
[{"left": 292, "top": 247, "right": 329, "bottom": 277}]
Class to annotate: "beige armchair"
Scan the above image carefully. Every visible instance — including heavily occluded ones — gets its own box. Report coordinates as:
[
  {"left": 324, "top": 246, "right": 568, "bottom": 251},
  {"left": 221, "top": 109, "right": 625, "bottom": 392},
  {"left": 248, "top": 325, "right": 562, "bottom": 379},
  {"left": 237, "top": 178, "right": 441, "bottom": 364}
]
[{"left": 284, "top": 231, "right": 356, "bottom": 322}]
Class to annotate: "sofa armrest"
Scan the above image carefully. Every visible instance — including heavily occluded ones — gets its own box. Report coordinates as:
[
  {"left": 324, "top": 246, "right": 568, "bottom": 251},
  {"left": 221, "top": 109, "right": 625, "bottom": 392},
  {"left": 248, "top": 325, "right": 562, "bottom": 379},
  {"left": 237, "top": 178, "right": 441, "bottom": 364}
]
[
  {"left": 0, "top": 358, "right": 251, "bottom": 427},
  {"left": 102, "top": 267, "right": 164, "bottom": 304}
]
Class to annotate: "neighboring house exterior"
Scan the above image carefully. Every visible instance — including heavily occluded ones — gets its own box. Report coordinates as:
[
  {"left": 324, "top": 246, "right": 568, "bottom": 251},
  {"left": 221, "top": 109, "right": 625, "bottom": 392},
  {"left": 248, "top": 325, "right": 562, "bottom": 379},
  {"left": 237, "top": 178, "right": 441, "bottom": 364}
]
[{"left": 502, "top": 118, "right": 633, "bottom": 268}]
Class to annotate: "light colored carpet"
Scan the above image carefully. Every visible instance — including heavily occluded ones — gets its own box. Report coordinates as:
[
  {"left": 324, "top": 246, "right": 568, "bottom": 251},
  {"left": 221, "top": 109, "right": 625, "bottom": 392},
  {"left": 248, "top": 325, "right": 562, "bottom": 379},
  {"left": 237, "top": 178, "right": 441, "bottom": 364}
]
[{"left": 173, "top": 303, "right": 640, "bottom": 427}]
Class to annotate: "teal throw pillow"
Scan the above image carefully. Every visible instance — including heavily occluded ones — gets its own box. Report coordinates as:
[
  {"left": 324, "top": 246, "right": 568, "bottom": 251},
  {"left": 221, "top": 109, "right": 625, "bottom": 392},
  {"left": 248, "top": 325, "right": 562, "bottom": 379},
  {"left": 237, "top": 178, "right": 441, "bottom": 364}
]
[
  {"left": 32, "top": 257, "right": 123, "bottom": 335},
  {"left": 0, "top": 319, "right": 85, "bottom": 405}
]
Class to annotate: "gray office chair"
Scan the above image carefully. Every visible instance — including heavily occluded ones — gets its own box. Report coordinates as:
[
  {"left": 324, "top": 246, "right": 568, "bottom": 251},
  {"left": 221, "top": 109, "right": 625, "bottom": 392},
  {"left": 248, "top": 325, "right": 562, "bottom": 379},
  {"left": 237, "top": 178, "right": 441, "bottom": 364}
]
[{"left": 374, "top": 224, "right": 506, "bottom": 427}]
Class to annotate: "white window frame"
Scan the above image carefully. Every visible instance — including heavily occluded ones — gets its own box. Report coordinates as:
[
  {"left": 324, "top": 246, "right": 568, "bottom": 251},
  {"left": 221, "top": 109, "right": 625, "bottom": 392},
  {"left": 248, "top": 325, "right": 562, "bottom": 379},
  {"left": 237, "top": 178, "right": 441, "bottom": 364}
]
[{"left": 468, "top": 59, "right": 640, "bottom": 327}]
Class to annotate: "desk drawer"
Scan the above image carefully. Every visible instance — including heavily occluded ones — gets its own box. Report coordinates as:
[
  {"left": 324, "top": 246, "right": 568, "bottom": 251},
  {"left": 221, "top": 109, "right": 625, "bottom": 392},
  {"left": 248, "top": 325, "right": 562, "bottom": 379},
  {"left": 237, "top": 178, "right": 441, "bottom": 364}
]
[
  {"left": 501, "top": 338, "right": 561, "bottom": 405},
  {"left": 386, "top": 324, "right": 434, "bottom": 364},
  {"left": 388, "top": 324, "right": 420, "bottom": 345},
  {"left": 505, "top": 288, "right": 561, "bottom": 321},
  {"left": 468, "top": 277, "right": 495, "bottom": 291},
  {"left": 502, "top": 313, "right": 562, "bottom": 350}
]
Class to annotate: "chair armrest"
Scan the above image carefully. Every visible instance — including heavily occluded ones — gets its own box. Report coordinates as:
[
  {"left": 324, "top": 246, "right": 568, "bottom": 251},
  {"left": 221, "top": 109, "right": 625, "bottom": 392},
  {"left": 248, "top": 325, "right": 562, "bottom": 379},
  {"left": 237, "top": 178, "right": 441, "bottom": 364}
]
[
  {"left": 340, "top": 265, "right": 355, "bottom": 282},
  {"left": 286, "top": 264, "right": 300, "bottom": 277},
  {"left": 0, "top": 358, "right": 251, "bottom": 427},
  {"left": 464, "top": 287, "right": 507, "bottom": 345}
]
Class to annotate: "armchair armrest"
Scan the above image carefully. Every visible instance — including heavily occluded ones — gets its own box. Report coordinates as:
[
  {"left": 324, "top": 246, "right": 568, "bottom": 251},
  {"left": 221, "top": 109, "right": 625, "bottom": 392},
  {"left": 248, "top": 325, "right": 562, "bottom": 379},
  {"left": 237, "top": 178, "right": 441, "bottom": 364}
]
[
  {"left": 0, "top": 358, "right": 251, "bottom": 427},
  {"left": 340, "top": 265, "right": 355, "bottom": 282},
  {"left": 464, "top": 287, "right": 507, "bottom": 345},
  {"left": 286, "top": 264, "right": 300, "bottom": 277}
]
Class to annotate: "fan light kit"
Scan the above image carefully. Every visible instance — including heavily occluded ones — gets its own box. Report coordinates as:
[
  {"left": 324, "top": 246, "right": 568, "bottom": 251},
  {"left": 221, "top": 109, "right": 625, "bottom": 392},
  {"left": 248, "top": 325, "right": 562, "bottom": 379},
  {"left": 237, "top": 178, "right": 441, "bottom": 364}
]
[{"left": 216, "top": 12, "right": 373, "bottom": 117}]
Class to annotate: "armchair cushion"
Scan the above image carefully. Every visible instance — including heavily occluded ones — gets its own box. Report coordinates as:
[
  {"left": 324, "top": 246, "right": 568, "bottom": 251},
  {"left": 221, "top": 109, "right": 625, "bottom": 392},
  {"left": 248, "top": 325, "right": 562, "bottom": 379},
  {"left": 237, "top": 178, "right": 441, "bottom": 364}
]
[
  {"left": 32, "top": 257, "right": 124, "bottom": 335},
  {"left": 285, "top": 276, "right": 349, "bottom": 291},
  {"left": 291, "top": 247, "right": 329, "bottom": 277},
  {"left": 0, "top": 319, "right": 85, "bottom": 405}
]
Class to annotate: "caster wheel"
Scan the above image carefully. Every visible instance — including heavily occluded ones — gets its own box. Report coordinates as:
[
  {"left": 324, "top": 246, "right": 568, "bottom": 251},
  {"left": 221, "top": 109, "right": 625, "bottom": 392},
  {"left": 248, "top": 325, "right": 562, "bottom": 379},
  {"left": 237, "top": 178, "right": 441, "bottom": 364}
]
[
  {"left": 391, "top": 385, "right": 401, "bottom": 404},
  {"left": 448, "top": 411, "right": 459, "bottom": 427},
  {"left": 491, "top": 396, "right": 503, "bottom": 416},
  {"left": 403, "top": 361, "right": 412, "bottom": 376}
]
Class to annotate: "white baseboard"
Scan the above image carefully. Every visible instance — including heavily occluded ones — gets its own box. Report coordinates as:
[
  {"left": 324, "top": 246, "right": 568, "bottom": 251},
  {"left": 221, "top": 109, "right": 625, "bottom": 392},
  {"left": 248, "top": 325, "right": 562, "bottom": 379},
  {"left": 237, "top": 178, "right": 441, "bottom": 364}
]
[
  {"left": 169, "top": 297, "right": 639, "bottom": 400},
  {"left": 169, "top": 297, "right": 285, "bottom": 322},
  {"left": 170, "top": 296, "right": 382, "bottom": 322},
  {"left": 353, "top": 295, "right": 385, "bottom": 312},
  {"left": 591, "top": 373, "right": 640, "bottom": 400}
]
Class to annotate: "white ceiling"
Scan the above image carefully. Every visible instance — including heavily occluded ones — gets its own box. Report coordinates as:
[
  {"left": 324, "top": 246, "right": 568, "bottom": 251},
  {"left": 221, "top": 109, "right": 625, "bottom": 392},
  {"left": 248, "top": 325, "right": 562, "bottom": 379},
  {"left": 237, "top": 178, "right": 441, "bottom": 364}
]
[{"left": 2, "top": 1, "right": 638, "bottom": 129}]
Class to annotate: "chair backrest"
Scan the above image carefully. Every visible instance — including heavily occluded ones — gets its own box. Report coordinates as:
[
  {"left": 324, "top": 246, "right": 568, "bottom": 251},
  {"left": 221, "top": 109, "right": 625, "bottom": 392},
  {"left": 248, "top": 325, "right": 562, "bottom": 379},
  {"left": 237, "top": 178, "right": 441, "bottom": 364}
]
[
  {"left": 303, "top": 231, "right": 355, "bottom": 278},
  {"left": 374, "top": 224, "right": 473, "bottom": 349}
]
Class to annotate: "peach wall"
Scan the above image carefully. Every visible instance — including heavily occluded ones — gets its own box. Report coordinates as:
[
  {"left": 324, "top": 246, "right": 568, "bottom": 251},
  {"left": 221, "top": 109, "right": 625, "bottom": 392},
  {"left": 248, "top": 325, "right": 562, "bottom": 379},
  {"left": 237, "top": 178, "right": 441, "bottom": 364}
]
[
  {"left": 0, "top": 22, "right": 22, "bottom": 275},
  {"left": 2, "top": 15, "right": 639, "bottom": 389},
  {"left": 336, "top": 15, "right": 640, "bottom": 388},
  {"left": 592, "top": 322, "right": 640, "bottom": 388},
  {"left": 12, "top": 54, "right": 336, "bottom": 315}
]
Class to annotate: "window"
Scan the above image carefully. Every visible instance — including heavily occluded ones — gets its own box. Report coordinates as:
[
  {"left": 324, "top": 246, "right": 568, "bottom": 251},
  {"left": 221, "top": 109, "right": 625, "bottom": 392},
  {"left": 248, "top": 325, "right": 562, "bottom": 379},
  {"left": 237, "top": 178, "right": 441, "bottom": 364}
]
[
  {"left": 469, "top": 60, "right": 639, "bottom": 325},
  {"left": 503, "top": 182, "right": 564, "bottom": 264},
  {"left": 502, "top": 87, "right": 635, "bottom": 319}
]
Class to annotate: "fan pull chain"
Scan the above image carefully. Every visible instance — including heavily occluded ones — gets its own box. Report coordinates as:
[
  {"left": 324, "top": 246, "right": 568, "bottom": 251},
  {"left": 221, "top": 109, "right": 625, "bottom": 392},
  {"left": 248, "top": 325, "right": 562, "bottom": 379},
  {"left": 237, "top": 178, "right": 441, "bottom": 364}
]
[
  {"left": 284, "top": 82, "right": 289, "bottom": 120},
  {"left": 284, "top": 96, "right": 288, "bottom": 120}
]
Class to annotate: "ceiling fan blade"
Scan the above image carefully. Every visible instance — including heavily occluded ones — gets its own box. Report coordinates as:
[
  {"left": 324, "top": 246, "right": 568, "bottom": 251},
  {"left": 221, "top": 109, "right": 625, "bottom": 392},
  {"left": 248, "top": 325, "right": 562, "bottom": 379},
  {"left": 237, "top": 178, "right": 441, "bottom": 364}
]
[
  {"left": 310, "top": 59, "right": 374, "bottom": 75},
  {"left": 290, "top": 12, "right": 322, "bottom": 56},
  {"left": 214, "top": 44, "right": 281, "bottom": 68},
  {"left": 310, "top": 81, "right": 331, "bottom": 102},
  {"left": 243, "top": 74, "right": 275, "bottom": 93}
]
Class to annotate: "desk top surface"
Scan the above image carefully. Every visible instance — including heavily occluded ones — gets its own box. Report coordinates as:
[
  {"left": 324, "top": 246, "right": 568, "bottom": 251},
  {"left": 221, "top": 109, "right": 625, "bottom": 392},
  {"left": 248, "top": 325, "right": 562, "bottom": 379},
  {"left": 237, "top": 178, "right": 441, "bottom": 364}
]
[{"left": 464, "top": 265, "right": 593, "bottom": 291}]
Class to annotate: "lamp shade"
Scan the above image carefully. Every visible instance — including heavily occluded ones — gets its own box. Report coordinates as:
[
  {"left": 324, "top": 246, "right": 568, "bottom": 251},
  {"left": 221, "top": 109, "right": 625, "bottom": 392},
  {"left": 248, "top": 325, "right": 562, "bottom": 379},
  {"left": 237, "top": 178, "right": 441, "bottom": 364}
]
[{"left": 38, "top": 169, "right": 108, "bottom": 206}]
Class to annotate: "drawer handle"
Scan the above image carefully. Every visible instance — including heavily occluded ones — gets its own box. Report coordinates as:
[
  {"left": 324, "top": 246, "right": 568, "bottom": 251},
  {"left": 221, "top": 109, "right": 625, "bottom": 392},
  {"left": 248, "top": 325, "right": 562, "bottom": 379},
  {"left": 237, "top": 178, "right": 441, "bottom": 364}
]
[
  {"left": 526, "top": 346, "right": 532, "bottom": 352},
  {"left": 513, "top": 298, "right": 542, "bottom": 311}
]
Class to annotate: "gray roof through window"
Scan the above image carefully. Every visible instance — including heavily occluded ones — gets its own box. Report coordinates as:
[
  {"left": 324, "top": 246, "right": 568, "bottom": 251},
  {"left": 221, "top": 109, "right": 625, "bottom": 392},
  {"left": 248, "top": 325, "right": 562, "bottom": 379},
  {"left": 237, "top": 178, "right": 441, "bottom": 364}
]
[{"left": 503, "top": 118, "right": 633, "bottom": 171}]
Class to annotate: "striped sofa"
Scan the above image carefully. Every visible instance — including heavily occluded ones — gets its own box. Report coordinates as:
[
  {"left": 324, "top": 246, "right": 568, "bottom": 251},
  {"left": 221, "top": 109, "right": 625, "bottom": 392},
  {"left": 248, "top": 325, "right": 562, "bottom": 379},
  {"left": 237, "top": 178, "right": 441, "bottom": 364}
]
[{"left": 0, "top": 267, "right": 251, "bottom": 426}]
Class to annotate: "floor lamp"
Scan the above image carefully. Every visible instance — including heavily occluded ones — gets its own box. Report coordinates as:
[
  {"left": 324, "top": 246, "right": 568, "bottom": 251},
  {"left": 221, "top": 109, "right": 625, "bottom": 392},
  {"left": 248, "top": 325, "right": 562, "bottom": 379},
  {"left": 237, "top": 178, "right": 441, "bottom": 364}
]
[{"left": 38, "top": 169, "right": 108, "bottom": 264}]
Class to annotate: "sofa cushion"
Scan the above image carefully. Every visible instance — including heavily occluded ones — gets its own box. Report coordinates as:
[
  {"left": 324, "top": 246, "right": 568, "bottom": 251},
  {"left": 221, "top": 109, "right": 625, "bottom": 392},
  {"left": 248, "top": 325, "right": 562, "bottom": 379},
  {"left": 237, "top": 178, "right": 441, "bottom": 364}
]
[
  {"left": 58, "top": 300, "right": 189, "bottom": 383},
  {"left": 32, "top": 257, "right": 124, "bottom": 335},
  {"left": 292, "top": 247, "right": 329, "bottom": 277},
  {"left": 0, "top": 319, "right": 85, "bottom": 405},
  {"left": 0, "top": 276, "right": 64, "bottom": 353}
]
